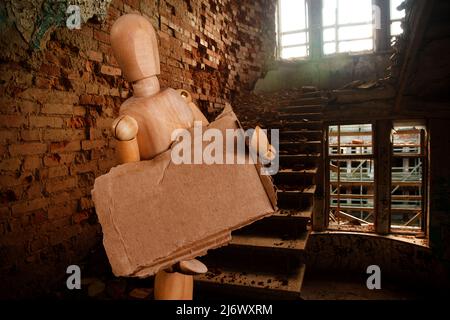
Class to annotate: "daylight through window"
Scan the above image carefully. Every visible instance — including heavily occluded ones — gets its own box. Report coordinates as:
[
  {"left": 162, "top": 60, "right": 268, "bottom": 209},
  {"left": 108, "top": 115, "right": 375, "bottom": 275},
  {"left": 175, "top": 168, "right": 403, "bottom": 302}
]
[
  {"left": 277, "top": 0, "right": 310, "bottom": 59},
  {"left": 322, "top": 0, "right": 374, "bottom": 55},
  {"left": 277, "top": 0, "right": 406, "bottom": 60}
]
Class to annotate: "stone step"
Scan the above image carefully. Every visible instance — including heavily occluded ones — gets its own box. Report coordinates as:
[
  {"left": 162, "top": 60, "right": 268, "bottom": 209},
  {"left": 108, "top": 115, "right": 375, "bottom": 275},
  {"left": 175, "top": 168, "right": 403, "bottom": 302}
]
[
  {"left": 279, "top": 140, "right": 322, "bottom": 146},
  {"left": 279, "top": 140, "right": 322, "bottom": 155},
  {"left": 292, "top": 97, "right": 328, "bottom": 106},
  {"left": 278, "top": 113, "right": 323, "bottom": 121},
  {"left": 229, "top": 229, "right": 310, "bottom": 253},
  {"left": 299, "top": 90, "right": 323, "bottom": 97},
  {"left": 277, "top": 168, "right": 318, "bottom": 175},
  {"left": 280, "top": 120, "right": 323, "bottom": 130},
  {"left": 272, "top": 207, "right": 313, "bottom": 221},
  {"left": 280, "top": 153, "right": 321, "bottom": 168},
  {"left": 278, "top": 105, "right": 324, "bottom": 114},
  {"left": 274, "top": 168, "right": 318, "bottom": 185},
  {"left": 277, "top": 186, "right": 316, "bottom": 210},
  {"left": 278, "top": 185, "right": 316, "bottom": 194},
  {"left": 280, "top": 130, "right": 323, "bottom": 140},
  {"left": 237, "top": 211, "right": 309, "bottom": 236},
  {"left": 195, "top": 264, "right": 306, "bottom": 300},
  {"left": 301, "top": 86, "right": 319, "bottom": 93}
]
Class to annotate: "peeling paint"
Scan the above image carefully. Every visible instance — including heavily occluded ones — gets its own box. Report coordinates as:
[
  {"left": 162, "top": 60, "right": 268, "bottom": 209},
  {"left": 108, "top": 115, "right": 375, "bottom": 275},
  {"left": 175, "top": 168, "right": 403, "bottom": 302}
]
[
  {"left": 4, "top": 0, "right": 113, "bottom": 50},
  {"left": 31, "top": 0, "right": 67, "bottom": 49},
  {"left": 71, "top": 0, "right": 113, "bottom": 23}
]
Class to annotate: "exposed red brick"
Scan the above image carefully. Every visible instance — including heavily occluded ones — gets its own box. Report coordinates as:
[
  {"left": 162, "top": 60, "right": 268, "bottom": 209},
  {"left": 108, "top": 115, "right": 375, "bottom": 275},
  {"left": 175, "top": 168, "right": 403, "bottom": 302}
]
[
  {"left": 79, "top": 94, "right": 106, "bottom": 106},
  {"left": 41, "top": 104, "right": 73, "bottom": 115},
  {"left": 100, "top": 65, "right": 122, "bottom": 76},
  {"left": 48, "top": 165, "right": 69, "bottom": 178},
  {"left": 0, "top": 115, "right": 26, "bottom": 128},
  {"left": 48, "top": 91, "right": 79, "bottom": 105},
  {"left": 72, "top": 161, "right": 98, "bottom": 174},
  {"left": 35, "top": 76, "right": 53, "bottom": 89},
  {"left": 30, "top": 237, "right": 49, "bottom": 252},
  {"left": 19, "top": 100, "right": 39, "bottom": 114},
  {"left": 0, "top": 130, "right": 18, "bottom": 143},
  {"left": 26, "top": 183, "right": 43, "bottom": 199},
  {"left": 79, "top": 197, "right": 94, "bottom": 210},
  {"left": 45, "top": 177, "right": 77, "bottom": 193},
  {"left": 39, "top": 64, "right": 60, "bottom": 78},
  {"left": 43, "top": 153, "right": 75, "bottom": 167},
  {"left": 124, "top": 0, "right": 139, "bottom": 9},
  {"left": 49, "top": 141, "right": 81, "bottom": 153},
  {"left": 87, "top": 50, "right": 103, "bottom": 62},
  {"left": 47, "top": 202, "right": 77, "bottom": 220},
  {"left": 95, "top": 117, "right": 113, "bottom": 128},
  {"left": 49, "top": 225, "right": 80, "bottom": 246},
  {"left": 43, "top": 129, "right": 84, "bottom": 142},
  {"left": 81, "top": 140, "right": 106, "bottom": 150},
  {"left": 23, "top": 156, "right": 42, "bottom": 170},
  {"left": 0, "top": 158, "right": 22, "bottom": 171},
  {"left": 12, "top": 198, "right": 48, "bottom": 216},
  {"left": 72, "top": 211, "right": 90, "bottom": 224},
  {"left": 29, "top": 116, "right": 63, "bottom": 128},
  {"left": 21, "top": 130, "right": 41, "bottom": 141},
  {"left": 9, "top": 143, "right": 47, "bottom": 156},
  {"left": 73, "top": 106, "right": 86, "bottom": 116},
  {"left": 31, "top": 210, "right": 48, "bottom": 225},
  {"left": 94, "top": 29, "right": 110, "bottom": 44}
]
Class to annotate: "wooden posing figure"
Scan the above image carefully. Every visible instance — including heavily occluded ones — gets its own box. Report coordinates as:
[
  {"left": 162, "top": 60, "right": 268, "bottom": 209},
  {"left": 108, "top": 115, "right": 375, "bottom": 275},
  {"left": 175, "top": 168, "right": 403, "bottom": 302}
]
[{"left": 109, "top": 14, "right": 208, "bottom": 300}]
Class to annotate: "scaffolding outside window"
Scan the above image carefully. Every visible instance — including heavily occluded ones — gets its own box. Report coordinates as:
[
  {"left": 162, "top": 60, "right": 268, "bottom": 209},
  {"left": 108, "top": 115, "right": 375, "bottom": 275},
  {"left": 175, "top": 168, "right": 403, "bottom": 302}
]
[
  {"left": 326, "top": 122, "right": 428, "bottom": 235},
  {"left": 327, "top": 124, "right": 375, "bottom": 231},
  {"left": 322, "top": 0, "right": 374, "bottom": 55},
  {"left": 277, "top": 0, "right": 310, "bottom": 59},
  {"left": 390, "top": 124, "right": 427, "bottom": 234}
]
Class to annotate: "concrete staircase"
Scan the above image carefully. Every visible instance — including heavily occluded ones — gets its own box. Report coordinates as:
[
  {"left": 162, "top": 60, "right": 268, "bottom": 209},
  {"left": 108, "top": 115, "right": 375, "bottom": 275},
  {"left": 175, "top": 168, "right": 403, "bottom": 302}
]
[{"left": 195, "top": 90, "right": 326, "bottom": 300}]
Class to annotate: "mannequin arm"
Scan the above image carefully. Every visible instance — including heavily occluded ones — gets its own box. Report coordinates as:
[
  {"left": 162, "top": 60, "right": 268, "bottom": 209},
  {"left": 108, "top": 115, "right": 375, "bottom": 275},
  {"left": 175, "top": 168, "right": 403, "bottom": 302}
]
[{"left": 111, "top": 115, "right": 140, "bottom": 164}]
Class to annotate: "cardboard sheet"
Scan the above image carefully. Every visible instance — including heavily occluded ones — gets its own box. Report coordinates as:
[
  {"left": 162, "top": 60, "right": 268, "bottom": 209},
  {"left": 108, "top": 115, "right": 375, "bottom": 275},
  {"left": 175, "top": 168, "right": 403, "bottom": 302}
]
[{"left": 92, "top": 107, "right": 277, "bottom": 277}]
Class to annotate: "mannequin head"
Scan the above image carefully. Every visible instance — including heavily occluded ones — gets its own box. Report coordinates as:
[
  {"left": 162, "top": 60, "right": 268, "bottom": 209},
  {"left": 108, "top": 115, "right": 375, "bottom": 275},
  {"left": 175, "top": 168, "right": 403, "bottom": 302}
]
[{"left": 110, "top": 14, "right": 160, "bottom": 83}]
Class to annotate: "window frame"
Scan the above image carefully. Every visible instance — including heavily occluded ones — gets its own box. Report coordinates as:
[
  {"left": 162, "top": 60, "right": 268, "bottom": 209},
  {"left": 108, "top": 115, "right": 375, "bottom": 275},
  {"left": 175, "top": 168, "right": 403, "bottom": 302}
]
[
  {"left": 322, "top": 0, "right": 375, "bottom": 56},
  {"left": 324, "top": 120, "right": 429, "bottom": 236},
  {"left": 325, "top": 121, "right": 376, "bottom": 232},
  {"left": 276, "top": 0, "right": 310, "bottom": 60},
  {"left": 390, "top": 122, "right": 428, "bottom": 235},
  {"left": 276, "top": 0, "right": 401, "bottom": 61}
]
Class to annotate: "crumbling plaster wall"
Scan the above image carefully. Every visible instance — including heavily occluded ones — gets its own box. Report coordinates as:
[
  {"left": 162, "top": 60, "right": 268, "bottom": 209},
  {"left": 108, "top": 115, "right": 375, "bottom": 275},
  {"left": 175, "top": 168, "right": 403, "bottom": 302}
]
[
  {"left": 254, "top": 52, "right": 390, "bottom": 92},
  {"left": 4, "top": 0, "right": 114, "bottom": 49},
  {"left": 0, "top": 0, "right": 276, "bottom": 298}
]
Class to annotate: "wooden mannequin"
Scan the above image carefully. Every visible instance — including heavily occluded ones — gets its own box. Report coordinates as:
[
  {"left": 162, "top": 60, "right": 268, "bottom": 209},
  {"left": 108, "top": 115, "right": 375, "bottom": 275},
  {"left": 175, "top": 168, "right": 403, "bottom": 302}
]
[{"left": 109, "top": 13, "right": 207, "bottom": 300}]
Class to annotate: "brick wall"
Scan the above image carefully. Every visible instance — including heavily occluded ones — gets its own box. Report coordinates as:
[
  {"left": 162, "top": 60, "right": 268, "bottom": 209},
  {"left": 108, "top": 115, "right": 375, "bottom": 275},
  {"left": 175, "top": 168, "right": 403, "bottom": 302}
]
[{"left": 0, "top": 0, "right": 276, "bottom": 298}]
